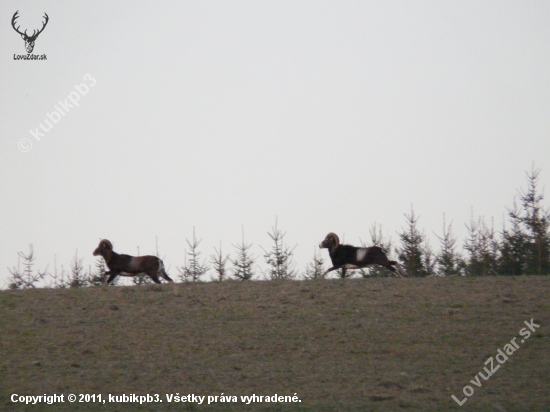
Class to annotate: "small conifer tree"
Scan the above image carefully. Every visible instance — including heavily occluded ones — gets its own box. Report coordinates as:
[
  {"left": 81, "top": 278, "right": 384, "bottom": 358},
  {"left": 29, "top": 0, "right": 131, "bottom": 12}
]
[
  {"left": 232, "top": 227, "right": 256, "bottom": 281},
  {"left": 68, "top": 250, "right": 87, "bottom": 288},
  {"left": 435, "top": 215, "right": 462, "bottom": 276},
  {"left": 511, "top": 166, "right": 550, "bottom": 275},
  {"left": 397, "top": 206, "right": 428, "bottom": 277},
  {"left": 262, "top": 217, "right": 297, "bottom": 280},
  {"left": 210, "top": 242, "right": 230, "bottom": 281},
  {"left": 463, "top": 213, "right": 499, "bottom": 276},
  {"left": 7, "top": 244, "right": 48, "bottom": 289},
  {"left": 304, "top": 247, "right": 326, "bottom": 280},
  {"left": 178, "top": 227, "right": 209, "bottom": 282}
]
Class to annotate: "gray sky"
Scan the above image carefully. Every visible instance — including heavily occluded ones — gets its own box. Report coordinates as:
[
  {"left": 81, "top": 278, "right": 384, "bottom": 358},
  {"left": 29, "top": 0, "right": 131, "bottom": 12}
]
[{"left": 1, "top": 1, "right": 549, "bottom": 285}]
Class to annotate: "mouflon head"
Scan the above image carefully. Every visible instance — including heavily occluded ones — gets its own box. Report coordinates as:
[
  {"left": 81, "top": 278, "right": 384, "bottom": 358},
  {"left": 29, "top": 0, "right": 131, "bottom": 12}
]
[
  {"left": 319, "top": 232, "right": 340, "bottom": 250},
  {"left": 93, "top": 239, "right": 113, "bottom": 256}
]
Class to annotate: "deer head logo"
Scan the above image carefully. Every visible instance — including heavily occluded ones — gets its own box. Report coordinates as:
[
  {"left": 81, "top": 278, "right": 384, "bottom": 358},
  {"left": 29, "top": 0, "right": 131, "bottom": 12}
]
[{"left": 11, "top": 11, "right": 49, "bottom": 54}]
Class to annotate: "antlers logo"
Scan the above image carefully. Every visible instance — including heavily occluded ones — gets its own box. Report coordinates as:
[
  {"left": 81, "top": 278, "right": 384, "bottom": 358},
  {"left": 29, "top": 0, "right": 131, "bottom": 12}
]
[{"left": 11, "top": 11, "right": 49, "bottom": 54}]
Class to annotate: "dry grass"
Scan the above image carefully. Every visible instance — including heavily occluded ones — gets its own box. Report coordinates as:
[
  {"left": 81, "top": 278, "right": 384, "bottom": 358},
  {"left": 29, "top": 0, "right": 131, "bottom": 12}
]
[{"left": 0, "top": 277, "right": 549, "bottom": 411}]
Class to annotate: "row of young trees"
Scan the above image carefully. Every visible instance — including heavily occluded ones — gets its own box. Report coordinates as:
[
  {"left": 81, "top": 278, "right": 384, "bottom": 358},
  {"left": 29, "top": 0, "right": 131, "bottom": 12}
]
[
  {"left": 5, "top": 218, "right": 299, "bottom": 289},
  {"left": 399, "top": 167, "right": 550, "bottom": 278},
  {"left": 363, "top": 167, "right": 549, "bottom": 278},
  {"left": 6, "top": 168, "right": 550, "bottom": 289}
]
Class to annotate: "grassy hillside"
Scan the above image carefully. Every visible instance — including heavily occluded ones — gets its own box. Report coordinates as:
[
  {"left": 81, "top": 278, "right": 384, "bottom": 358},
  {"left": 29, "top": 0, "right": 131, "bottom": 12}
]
[{"left": 1, "top": 277, "right": 549, "bottom": 411}]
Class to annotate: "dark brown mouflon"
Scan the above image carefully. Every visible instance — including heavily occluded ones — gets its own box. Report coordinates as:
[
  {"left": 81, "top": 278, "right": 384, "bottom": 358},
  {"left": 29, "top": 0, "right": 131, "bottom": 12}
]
[
  {"left": 93, "top": 239, "right": 174, "bottom": 285},
  {"left": 319, "top": 232, "right": 406, "bottom": 278}
]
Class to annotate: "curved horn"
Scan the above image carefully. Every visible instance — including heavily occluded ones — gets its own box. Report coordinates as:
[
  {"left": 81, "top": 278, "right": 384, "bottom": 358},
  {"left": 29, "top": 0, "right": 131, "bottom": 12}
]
[
  {"left": 324, "top": 232, "right": 340, "bottom": 248},
  {"left": 99, "top": 239, "right": 113, "bottom": 250}
]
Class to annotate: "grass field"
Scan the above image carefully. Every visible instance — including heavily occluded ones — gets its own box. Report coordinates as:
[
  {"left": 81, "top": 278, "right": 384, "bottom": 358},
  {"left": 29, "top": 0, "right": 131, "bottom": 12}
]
[{"left": 0, "top": 276, "right": 548, "bottom": 411}]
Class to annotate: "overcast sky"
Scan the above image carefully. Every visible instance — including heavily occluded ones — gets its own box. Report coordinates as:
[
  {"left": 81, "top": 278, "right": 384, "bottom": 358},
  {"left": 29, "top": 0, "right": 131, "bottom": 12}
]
[{"left": 1, "top": 1, "right": 549, "bottom": 286}]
